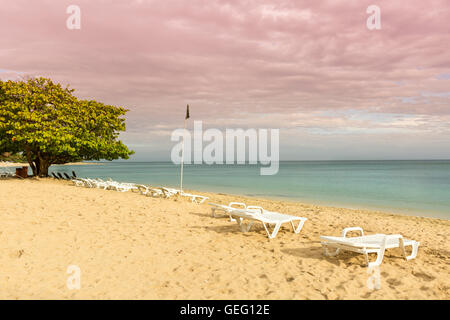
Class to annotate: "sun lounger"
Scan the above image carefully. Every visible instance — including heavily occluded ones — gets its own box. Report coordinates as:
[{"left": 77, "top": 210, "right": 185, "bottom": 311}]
[
  {"left": 145, "top": 187, "right": 167, "bottom": 198},
  {"left": 180, "top": 192, "right": 209, "bottom": 204},
  {"left": 320, "top": 227, "right": 420, "bottom": 267},
  {"left": 0, "top": 170, "right": 14, "bottom": 178},
  {"left": 107, "top": 181, "right": 138, "bottom": 192},
  {"left": 51, "top": 172, "right": 60, "bottom": 179},
  {"left": 150, "top": 187, "right": 206, "bottom": 203},
  {"left": 71, "top": 178, "right": 92, "bottom": 187},
  {"left": 209, "top": 202, "right": 247, "bottom": 221},
  {"left": 135, "top": 184, "right": 150, "bottom": 195},
  {"left": 72, "top": 179, "right": 86, "bottom": 187},
  {"left": 0, "top": 171, "right": 14, "bottom": 178},
  {"left": 134, "top": 184, "right": 163, "bottom": 197},
  {"left": 63, "top": 173, "right": 72, "bottom": 180},
  {"left": 161, "top": 187, "right": 180, "bottom": 197},
  {"left": 227, "top": 206, "right": 307, "bottom": 239}
]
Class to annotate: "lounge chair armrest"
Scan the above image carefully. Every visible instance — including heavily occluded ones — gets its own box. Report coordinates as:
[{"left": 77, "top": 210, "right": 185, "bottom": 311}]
[
  {"left": 246, "top": 206, "right": 264, "bottom": 214},
  {"left": 228, "top": 202, "right": 246, "bottom": 209},
  {"left": 341, "top": 227, "right": 364, "bottom": 238}
]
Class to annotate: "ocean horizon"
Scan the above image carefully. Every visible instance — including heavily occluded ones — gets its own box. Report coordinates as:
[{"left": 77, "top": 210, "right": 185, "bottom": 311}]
[{"left": 50, "top": 160, "right": 450, "bottom": 220}]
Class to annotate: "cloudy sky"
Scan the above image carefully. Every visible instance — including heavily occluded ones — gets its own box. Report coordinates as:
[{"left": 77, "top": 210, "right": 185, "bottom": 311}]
[{"left": 1, "top": 0, "right": 449, "bottom": 160}]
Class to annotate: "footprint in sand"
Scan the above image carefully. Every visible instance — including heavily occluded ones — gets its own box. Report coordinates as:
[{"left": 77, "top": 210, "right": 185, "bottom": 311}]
[
  {"left": 9, "top": 249, "right": 24, "bottom": 259},
  {"left": 386, "top": 278, "right": 402, "bottom": 286},
  {"left": 412, "top": 271, "right": 436, "bottom": 282}
]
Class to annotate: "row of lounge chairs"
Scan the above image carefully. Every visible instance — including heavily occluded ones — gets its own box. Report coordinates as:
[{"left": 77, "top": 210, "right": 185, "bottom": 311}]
[
  {"left": 51, "top": 171, "right": 78, "bottom": 180},
  {"left": 0, "top": 170, "right": 17, "bottom": 178},
  {"left": 135, "top": 185, "right": 209, "bottom": 204},
  {"left": 208, "top": 202, "right": 420, "bottom": 267},
  {"left": 71, "top": 177, "right": 209, "bottom": 204},
  {"left": 74, "top": 178, "right": 139, "bottom": 192}
]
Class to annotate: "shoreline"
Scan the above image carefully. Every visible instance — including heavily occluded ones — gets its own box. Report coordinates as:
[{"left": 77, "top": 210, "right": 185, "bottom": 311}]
[
  {"left": 199, "top": 189, "right": 449, "bottom": 223},
  {"left": 183, "top": 187, "right": 449, "bottom": 221},
  {"left": 0, "top": 178, "right": 449, "bottom": 299},
  {"left": 139, "top": 184, "right": 449, "bottom": 221}
]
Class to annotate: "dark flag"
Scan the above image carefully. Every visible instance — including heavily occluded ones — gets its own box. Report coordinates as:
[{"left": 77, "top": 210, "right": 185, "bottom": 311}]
[{"left": 185, "top": 104, "right": 190, "bottom": 120}]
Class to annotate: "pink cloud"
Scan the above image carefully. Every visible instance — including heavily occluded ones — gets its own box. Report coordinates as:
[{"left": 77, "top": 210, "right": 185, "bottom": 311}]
[{"left": 1, "top": 0, "right": 449, "bottom": 159}]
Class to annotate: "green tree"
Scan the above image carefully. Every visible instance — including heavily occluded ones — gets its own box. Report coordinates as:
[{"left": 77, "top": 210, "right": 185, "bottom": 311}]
[{"left": 0, "top": 77, "right": 134, "bottom": 177}]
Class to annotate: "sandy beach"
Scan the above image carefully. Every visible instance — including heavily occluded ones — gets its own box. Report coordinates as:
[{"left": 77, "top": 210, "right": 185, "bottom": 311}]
[{"left": 0, "top": 178, "right": 448, "bottom": 299}]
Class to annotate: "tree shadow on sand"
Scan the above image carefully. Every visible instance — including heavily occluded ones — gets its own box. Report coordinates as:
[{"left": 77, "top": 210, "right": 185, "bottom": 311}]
[
  {"left": 190, "top": 223, "right": 269, "bottom": 238},
  {"left": 283, "top": 246, "right": 410, "bottom": 267},
  {"left": 282, "top": 246, "right": 362, "bottom": 267}
]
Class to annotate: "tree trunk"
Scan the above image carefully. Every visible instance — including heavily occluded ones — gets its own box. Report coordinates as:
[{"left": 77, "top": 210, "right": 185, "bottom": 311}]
[
  {"left": 25, "top": 147, "right": 37, "bottom": 176},
  {"left": 38, "top": 158, "right": 50, "bottom": 177},
  {"left": 33, "top": 157, "right": 41, "bottom": 176}
]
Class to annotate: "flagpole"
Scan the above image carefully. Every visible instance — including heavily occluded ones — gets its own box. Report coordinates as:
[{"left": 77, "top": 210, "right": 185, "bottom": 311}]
[{"left": 180, "top": 117, "right": 186, "bottom": 193}]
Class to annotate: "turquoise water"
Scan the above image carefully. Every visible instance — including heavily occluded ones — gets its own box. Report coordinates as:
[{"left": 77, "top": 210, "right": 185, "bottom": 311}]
[{"left": 50, "top": 160, "right": 450, "bottom": 219}]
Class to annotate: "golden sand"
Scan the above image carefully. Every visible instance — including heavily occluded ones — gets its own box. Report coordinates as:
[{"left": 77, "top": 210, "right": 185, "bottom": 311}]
[{"left": 0, "top": 178, "right": 448, "bottom": 299}]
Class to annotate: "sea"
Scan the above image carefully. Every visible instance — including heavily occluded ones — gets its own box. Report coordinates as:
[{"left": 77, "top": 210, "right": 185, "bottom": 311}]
[{"left": 49, "top": 160, "right": 450, "bottom": 219}]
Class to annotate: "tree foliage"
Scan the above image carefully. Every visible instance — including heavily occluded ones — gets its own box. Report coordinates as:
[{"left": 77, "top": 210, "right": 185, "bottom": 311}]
[{"left": 0, "top": 77, "right": 134, "bottom": 176}]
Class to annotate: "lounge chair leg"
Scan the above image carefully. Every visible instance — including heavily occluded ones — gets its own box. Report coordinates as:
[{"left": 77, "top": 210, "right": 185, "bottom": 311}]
[
  {"left": 407, "top": 241, "right": 420, "bottom": 261},
  {"left": 240, "top": 221, "right": 253, "bottom": 232},
  {"left": 211, "top": 208, "right": 216, "bottom": 217},
  {"left": 323, "top": 245, "right": 340, "bottom": 257},
  {"left": 263, "top": 222, "right": 281, "bottom": 239},
  {"left": 368, "top": 237, "right": 389, "bottom": 268},
  {"left": 368, "top": 249, "right": 385, "bottom": 268},
  {"left": 400, "top": 238, "right": 420, "bottom": 261},
  {"left": 236, "top": 218, "right": 253, "bottom": 232},
  {"left": 363, "top": 252, "right": 370, "bottom": 266},
  {"left": 290, "top": 219, "right": 306, "bottom": 234}
]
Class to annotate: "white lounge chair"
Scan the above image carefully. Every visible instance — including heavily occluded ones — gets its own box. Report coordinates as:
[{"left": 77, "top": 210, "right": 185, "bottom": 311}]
[
  {"left": 161, "top": 187, "right": 208, "bottom": 203},
  {"left": 150, "top": 187, "right": 168, "bottom": 198},
  {"left": 108, "top": 182, "right": 138, "bottom": 192},
  {"left": 209, "top": 202, "right": 247, "bottom": 222},
  {"left": 228, "top": 206, "right": 307, "bottom": 239},
  {"left": 161, "top": 187, "right": 181, "bottom": 198},
  {"left": 71, "top": 179, "right": 86, "bottom": 187},
  {"left": 320, "top": 227, "right": 420, "bottom": 267},
  {"left": 135, "top": 185, "right": 166, "bottom": 198},
  {"left": 135, "top": 184, "right": 151, "bottom": 194},
  {"left": 0, "top": 170, "right": 16, "bottom": 178},
  {"left": 181, "top": 192, "right": 209, "bottom": 204},
  {"left": 87, "top": 178, "right": 109, "bottom": 189}
]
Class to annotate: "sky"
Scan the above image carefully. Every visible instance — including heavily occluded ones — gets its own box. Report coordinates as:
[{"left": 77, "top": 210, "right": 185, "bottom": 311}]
[{"left": 1, "top": 0, "right": 449, "bottom": 161}]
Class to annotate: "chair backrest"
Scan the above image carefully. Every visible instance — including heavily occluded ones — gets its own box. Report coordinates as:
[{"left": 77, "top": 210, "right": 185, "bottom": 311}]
[
  {"left": 57, "top": 173, "right": 64, "bottom": 179},
  {"left": 72, "top": 171, "right": 77, "bottom": 178},
  {"left": 64, "top": 173, "right": 71, "bottom": 180},
  {"left": 52, "top": 172, "right": 59, "bottom": 179}
]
